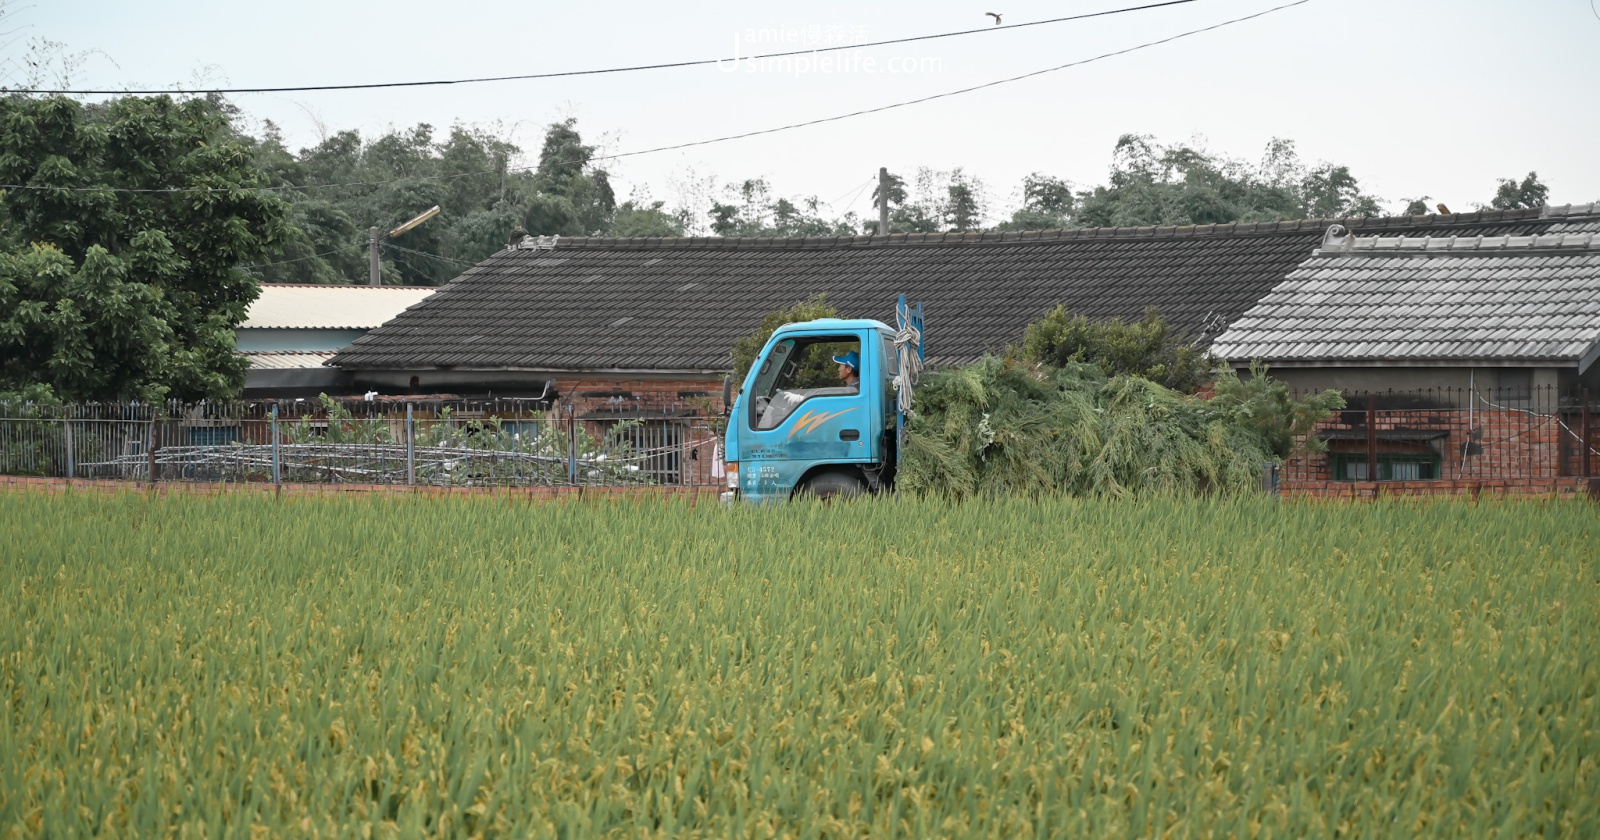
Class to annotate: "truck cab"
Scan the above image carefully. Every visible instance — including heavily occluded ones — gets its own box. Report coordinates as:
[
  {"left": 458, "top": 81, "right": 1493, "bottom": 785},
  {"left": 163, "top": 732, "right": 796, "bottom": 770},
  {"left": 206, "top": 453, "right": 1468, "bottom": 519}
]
[{"left": 723, "top": 303, "right": 921, "bottom": 503}]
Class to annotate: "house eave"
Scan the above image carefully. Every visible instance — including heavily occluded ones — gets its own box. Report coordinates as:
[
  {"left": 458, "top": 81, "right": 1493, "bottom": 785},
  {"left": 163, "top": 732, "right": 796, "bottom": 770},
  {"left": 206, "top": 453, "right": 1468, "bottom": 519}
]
[
  {"left": 1579, "top": 340, "right": 1600, "bottom": 375},
  {"left": 1225, "top": 357, "right": 1581, "bottom": 370},
  {"left": 333, "top": 363, "right": 726, "bottom": 377}
]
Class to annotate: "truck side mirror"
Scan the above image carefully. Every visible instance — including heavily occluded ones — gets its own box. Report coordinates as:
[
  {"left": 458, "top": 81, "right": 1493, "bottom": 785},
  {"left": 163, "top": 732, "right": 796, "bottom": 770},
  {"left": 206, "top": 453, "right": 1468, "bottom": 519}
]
[{"left": 722, "top": 375, "right": 734, "bottom": 415}]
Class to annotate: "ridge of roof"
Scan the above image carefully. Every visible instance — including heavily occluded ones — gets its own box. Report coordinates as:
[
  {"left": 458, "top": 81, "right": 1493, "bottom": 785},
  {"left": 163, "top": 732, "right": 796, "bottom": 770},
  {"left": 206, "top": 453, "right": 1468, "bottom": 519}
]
[
  {"left": 499, "top": 208, "right": 1554, "bottom": 253},
  {"left": 1316, "top": 231, "right": 1599, "bottom": 257},
  {"left": 257, "top": 283, "right": 439, "bottom": 290},
  {"left": 1541, "top": 202, "right": 1600, "bottom": 218}
]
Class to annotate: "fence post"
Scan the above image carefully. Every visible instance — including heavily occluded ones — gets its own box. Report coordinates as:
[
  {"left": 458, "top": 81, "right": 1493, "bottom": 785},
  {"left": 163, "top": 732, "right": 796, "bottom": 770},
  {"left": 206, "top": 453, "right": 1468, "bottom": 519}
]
[
  {"left": 406, "top": 403, "right": 415, "bottom": 486},
  {"left": 1261, "top": 462, "right": 1280, "bottom": 496},
  {"left": 1366, "top": 394, "right": 1378, "bottom": 483},
  {"left": 270, "top": 405, "right": 281, "bottom": 486},
  {"left": 567, "top": 403, "right": 578, "bottom": 485},
  {"left": 1583, "top": 387, "right": 1592, "bottom": 480},
  {"left": 63, "top": 411, "right": 74, "bottom": 480}
]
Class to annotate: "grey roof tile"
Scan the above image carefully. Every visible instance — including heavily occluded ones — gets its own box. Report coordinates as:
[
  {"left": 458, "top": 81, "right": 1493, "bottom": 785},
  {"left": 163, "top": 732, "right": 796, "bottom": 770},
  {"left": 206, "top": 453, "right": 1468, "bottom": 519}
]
[
  {"left": 1213, "top": 232, "right": 1600, "bottom": 364},
  {"left": 334, "top": 209, "right": 1570, "bottom": 373}
]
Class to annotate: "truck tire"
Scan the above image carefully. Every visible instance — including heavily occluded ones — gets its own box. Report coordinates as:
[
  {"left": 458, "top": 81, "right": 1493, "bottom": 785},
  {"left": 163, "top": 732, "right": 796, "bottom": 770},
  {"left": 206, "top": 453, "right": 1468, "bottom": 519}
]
[{"left": 798, "top": 470, "right": 864, "bottom": 500}]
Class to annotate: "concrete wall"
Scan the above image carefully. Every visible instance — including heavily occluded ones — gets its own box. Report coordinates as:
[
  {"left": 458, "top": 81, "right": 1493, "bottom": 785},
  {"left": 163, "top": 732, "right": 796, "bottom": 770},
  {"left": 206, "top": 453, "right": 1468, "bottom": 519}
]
[{"left": 1252, "top": 366, "right": 1570, "bottom": 395}]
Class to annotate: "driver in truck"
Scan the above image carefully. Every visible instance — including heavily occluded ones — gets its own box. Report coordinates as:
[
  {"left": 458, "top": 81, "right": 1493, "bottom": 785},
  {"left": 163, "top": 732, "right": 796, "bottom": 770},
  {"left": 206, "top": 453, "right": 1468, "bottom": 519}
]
[{"left": 833, "top": 351, "right": 861, "bottom": 392}]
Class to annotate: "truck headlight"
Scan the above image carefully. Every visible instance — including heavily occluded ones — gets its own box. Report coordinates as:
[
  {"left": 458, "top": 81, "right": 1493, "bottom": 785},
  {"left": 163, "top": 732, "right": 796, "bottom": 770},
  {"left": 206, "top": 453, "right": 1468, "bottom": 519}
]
[{"left": 726, "top": 462, "right": 738, "bottom": 489}]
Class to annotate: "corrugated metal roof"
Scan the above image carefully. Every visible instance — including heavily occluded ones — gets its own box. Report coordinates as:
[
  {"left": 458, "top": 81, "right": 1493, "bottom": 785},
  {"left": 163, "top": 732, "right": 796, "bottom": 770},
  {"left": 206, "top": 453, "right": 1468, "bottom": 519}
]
[
  {"left": 243, "top": 350, "right": 339, "bottom": 370},
  {"left": 241, "top": 284, "right": 437, "bottom": 330}
]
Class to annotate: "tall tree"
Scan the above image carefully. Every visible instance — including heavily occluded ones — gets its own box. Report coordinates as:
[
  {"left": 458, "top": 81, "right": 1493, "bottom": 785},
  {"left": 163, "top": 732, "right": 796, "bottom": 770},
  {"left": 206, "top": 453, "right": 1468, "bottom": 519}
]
[
  {"left": 527, "top": 117, "right": 615, "bottom": 235},
  {"left": 708, "top": 178, "right": 857, "bottom": 237},
  {"left": 245, "top": 118, "right": 626, "bottom": 284},
  {"left": 874, "top": 167, "right": 986, "bottom": 234},
  {"left": 0, "top": 94, "right": 289, "bottom": 401},
  {"left": 1489, "top": 172, "right": 1549, "bottom": 210},
  {"left": 609, "top": 200, "right": 684, "bottom": 237},
  {"left": 943, "top": 169, "right": 985, "bottom": 232},
  {"left": 1073, "top": 135, "right": 1383, "bottom": 229},
  {"left": 993, "top": 173, "right": 1075, "bottom": 231}
]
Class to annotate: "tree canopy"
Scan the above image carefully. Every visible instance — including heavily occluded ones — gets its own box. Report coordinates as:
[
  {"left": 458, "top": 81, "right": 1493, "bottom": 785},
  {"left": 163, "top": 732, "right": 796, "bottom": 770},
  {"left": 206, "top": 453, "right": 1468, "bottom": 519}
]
[
  {"left": 240, "top": 117, "right": 1574, "bottom": 287},
  {"left": 241, "top": 116, "right": 669, "bottom": 286},
  {"left": 0, "top": 94, "right": 289, "bottom": 401},
  {"left": 1064, "top": 135, "right": 1385, "bottom": 229},
  {"left": 1489, "top": 172, "right": 1550, "bottom": 211}
]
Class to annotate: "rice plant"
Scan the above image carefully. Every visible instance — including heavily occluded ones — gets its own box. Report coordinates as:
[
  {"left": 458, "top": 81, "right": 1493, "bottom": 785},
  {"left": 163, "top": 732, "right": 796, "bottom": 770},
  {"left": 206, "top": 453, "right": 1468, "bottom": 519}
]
[{"left": 1, "top": 490, "right": 1595, "bottom": 837}]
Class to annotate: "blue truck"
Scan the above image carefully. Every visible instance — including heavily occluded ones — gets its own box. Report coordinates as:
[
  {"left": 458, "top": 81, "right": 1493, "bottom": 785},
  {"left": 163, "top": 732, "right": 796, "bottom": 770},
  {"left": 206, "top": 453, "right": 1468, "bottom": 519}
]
[{"left": 722, "top": 297, "right": 924, "bottom": 503}]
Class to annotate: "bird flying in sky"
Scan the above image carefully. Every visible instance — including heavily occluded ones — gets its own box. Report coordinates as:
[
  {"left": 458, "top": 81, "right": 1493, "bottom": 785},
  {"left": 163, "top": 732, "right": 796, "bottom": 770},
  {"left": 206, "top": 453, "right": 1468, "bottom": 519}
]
[{"left": 986, "top": 12, "right": 1003, "bottom": 25}]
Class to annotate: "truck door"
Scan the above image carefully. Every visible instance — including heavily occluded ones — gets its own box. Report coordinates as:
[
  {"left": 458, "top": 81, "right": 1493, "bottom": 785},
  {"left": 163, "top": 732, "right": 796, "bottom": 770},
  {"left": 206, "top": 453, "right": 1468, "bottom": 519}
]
[{"left": 740, "top": 330, "right": 875, "bottom": 498}]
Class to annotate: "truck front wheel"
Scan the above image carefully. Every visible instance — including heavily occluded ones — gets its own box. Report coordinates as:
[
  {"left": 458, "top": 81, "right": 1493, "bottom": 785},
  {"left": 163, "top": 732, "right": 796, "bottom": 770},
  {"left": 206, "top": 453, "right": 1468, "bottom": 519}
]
[{"left": 798, "top": 470, "right": 864, "bottom": 500}]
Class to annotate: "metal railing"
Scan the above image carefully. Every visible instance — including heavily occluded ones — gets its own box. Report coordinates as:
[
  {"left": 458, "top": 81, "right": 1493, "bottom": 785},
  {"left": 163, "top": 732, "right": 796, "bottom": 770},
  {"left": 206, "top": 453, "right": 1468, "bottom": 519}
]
[
  {"left": 8, "top": 385, "right": 1589, "bottom": 493},
  {"left": 1281, "top": 385, "right": 1597, "bottom": 485},
  {"left": 0, "top": 397, "right": 727, "bottom": 488}
]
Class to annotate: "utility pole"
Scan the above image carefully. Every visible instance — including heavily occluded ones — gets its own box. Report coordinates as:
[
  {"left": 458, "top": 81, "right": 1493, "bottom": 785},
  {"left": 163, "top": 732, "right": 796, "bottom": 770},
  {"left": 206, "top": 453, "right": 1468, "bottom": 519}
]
[
  {"left": 368, "top": 226, "right": 381, "bottom": 286},
  {"left": 878, "top": 167, "right": 890, "bottom": 236}
]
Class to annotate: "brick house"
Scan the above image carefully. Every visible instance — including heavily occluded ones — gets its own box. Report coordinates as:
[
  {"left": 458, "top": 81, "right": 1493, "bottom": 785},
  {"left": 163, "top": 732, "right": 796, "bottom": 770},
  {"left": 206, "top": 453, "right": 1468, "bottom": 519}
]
[
  {"left": 327, "top": 204, "right": 1599, "bottom": 493},
  {"left": 329, "top": 207, "right": 1578, "bottom": 404},
  {"left": 1212, "top": 209, "right": 1600, "bottom": 496}
]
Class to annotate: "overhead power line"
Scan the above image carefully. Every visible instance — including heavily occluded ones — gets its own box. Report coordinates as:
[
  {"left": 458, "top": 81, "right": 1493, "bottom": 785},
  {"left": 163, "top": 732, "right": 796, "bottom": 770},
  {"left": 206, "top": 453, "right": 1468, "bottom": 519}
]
[
  {"left": 566, "top": 1, "right": 1317, "bottom": 164},
  {"left": 0, "top": 0, "right": 1312, "bottom": 198},
  {"left": 382, "top": 242, "right": 477, "bottom": 268},
  {"left": 239, "top": 245, "right": 363, "bottom": 270},
  {"left": 13, "top": 0, "right": 1201, "bottom": 95}
]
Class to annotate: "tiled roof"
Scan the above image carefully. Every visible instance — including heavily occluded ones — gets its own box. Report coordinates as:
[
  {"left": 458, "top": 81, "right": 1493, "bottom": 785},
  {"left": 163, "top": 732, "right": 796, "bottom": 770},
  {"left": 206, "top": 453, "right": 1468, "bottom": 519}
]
[
  {"left": 1212, "top": 223, "right": 1600, "bottom": 369},
  {"left": 244, "top": 350, "right": 339, "bottom": 370},
  {"left": 330, "top": 208, "right": 1577, "bottom": 373},
  {"left": 242, "top": 284, "right": 437, "bottom": 330}
]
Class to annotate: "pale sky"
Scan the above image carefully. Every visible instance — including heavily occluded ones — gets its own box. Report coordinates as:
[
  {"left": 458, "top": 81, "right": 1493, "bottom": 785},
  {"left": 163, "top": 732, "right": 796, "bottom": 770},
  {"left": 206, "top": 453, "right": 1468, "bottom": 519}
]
[{"left": 10, "top": 0, "right": 1600, "bottom": 224}]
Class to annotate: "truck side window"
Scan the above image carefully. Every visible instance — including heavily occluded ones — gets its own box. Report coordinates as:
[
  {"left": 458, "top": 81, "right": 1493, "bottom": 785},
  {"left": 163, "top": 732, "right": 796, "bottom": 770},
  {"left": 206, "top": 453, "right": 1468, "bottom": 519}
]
[{"left": 748, "top": 335, "right": 860, "bottom": 431}]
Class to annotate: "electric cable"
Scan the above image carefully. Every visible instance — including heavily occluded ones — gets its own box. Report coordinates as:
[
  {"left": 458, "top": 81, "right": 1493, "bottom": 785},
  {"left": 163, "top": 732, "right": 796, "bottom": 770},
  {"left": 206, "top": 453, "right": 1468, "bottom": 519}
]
[
  {"left": 0, "top": 0, "right": 1312, "bottom": 197},
  {"left": 239, "top": 245, "right": 362, "bottom": 270},
  {"left": 381, "top": 242, "right": 477, "bottom": 267},
  {"left": 821, "top": 176, "right": 877, "bottom": 209},
  {"left": 12, "top": 1, "right": 1203, "bottom": 95},
  {"left": 582, "top": 0, "right": 1312, "bottom": 164},
  {"left": 842, "top": 178, "right": 877, "bottom": 214}
]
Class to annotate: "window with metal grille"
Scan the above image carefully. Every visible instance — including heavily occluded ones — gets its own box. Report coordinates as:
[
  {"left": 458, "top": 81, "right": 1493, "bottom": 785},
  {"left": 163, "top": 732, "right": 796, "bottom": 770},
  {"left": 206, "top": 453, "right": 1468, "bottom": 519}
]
[{"left": 1332, "top": 453, "right": 1438, "bottom": 481}]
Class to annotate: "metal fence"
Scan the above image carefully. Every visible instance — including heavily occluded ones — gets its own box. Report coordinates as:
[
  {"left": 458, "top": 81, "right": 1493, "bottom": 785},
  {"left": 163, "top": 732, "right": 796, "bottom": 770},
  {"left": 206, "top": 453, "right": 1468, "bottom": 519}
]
[
  {"left": 1281, "top": 385, "right": 1597, "bottom": 485},
  {"left": 0, "top": 397, "right": 726, "bottom": 488},
  {"left": 6, "top": 386, "right": 1593, "bottom": 493}
]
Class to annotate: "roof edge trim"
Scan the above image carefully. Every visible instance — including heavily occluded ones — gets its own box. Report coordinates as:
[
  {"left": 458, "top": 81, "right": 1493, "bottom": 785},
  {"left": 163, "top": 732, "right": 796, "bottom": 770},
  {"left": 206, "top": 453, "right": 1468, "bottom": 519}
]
[
  {"left": 1579, "top": 338, "right": 1600, "bottom": 375},
  {"left": 1224, "top": 358, "right": 1582, "bottom": 369},
  {"left": 488, "top": 208, "right": 1556, "bottom": 252},
  {"left": 332, "top": 364, "right": 728, "bottom": 376}
]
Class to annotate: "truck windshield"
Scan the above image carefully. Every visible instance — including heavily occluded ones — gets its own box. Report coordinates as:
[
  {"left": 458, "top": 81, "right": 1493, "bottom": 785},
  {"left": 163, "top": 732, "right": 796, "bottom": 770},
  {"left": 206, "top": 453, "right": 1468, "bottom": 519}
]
[{"left": 748, "top": 334, "right": 860, "bottom": 430}]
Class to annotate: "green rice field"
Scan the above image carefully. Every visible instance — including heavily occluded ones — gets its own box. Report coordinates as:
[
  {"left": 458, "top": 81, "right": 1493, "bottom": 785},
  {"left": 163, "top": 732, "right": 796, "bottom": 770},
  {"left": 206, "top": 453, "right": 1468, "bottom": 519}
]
[{"left": 1, "top": 490, "right": 1596, "bottom": 837}]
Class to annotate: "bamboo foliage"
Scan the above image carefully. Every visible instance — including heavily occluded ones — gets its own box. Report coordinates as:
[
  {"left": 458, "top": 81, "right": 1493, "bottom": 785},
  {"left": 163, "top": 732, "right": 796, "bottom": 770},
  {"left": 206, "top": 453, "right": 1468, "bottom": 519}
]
[{"left": 902, "top": 359, "right": 1282, "bottom": 498}]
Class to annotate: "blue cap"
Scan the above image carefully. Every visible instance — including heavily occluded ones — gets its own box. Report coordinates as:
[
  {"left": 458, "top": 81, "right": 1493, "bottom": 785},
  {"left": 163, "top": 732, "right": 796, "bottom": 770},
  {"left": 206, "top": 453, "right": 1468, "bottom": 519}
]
[{"left": 832, "top": 350, "right": 860, "bottom": 371}]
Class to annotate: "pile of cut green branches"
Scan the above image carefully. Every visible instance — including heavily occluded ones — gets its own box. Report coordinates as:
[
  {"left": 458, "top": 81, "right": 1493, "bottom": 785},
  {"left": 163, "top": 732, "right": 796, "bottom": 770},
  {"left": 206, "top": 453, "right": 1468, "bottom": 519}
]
[{"left": 900, "top": 358, "right": 1341, "bottom": 498}]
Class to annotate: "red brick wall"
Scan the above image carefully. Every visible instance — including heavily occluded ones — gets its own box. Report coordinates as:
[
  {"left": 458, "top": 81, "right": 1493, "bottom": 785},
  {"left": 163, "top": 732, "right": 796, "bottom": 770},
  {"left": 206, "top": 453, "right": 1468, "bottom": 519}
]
[
  {"left": 549, "top": 376, "right": 724, "bottom": 416},
  {"left": 549, "top": 375, "right": 727, "bottom": 487},
  {"left": 1283, "top": 402, "right": 1597, "bottom": 499}
]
